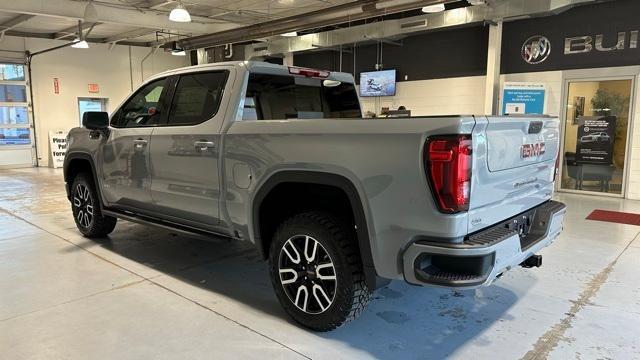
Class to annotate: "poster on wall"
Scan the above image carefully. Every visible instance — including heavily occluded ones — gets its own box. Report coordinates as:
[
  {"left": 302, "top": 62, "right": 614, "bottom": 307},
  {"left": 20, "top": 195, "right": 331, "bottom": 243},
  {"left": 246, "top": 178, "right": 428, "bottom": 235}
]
[
  {"left": 49, "top": 130, "right": 68, "bottom": 169},
  {"left": 501, "top": 83, "right": 546, "bottom": 115},
  {"left": 575, "top": 116, "right": 616, "bottom": 164}
]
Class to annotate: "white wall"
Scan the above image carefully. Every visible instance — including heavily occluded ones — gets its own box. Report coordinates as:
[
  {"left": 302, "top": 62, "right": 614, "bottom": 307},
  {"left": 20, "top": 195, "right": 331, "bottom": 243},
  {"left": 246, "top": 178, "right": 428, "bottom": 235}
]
[
  {"left": 359, "top": 76, "right": 486, "bottom": 116},
  {"left": 0, "top": 36, "right": 188, "bottom": 167}
]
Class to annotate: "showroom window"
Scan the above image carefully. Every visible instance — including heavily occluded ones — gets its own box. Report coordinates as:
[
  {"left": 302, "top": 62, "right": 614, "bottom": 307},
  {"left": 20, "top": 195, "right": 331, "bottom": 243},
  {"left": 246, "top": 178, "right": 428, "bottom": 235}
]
[
  {"left": 243, "top": 73, "right": 362, "bottom": 120},
  {"left": 0, "top": 64, "right": 31, "bottom": 147},
  {"left": 167, "top": 71, "right": 227, "bottom": 126},
  {"left": 112, "top": 78, "right": 167, "bottom": 128}
]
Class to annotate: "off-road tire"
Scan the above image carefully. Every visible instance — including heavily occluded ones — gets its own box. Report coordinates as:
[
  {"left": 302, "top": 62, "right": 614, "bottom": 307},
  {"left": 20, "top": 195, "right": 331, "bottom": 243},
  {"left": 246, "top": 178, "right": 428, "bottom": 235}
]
[
  {"left": 269, "top": 211, "right": 372, "bottom": 331},
  {"left": 70, "top": 172, "right": 117, "bottom": 237}
]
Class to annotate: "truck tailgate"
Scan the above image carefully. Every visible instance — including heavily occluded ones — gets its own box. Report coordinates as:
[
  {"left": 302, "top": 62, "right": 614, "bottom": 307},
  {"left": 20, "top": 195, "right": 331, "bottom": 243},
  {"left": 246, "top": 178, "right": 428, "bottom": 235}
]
[{"left": 467, "top": 115, "right": 560, "bottom": 233}]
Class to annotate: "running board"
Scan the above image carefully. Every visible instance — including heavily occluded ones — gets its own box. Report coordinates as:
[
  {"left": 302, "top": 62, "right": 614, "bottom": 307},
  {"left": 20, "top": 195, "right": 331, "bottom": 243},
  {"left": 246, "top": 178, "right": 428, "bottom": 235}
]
[{"left": 102, "top": 209, "right": 231, "bottom": 242}]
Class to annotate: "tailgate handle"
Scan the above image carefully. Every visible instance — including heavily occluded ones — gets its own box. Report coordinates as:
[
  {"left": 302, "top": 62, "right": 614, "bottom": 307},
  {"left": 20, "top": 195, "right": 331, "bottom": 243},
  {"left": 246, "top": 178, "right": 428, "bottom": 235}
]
[{"left": 528, "top": 121, "right": 543, "bottom": 134}]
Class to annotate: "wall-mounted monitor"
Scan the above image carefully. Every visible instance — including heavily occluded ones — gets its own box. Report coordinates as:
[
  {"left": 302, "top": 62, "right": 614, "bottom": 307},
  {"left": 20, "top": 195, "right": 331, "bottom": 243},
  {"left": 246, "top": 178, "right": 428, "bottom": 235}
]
[{"left": 360, "top": 70, "right": 396, "bottom": 97}]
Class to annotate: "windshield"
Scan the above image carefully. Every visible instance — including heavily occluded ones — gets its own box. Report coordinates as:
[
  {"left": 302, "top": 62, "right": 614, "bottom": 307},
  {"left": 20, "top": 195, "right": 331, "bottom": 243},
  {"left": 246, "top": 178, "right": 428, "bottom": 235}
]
[{"left": 242, "top": 73, "right": 362, "bottom": 120}]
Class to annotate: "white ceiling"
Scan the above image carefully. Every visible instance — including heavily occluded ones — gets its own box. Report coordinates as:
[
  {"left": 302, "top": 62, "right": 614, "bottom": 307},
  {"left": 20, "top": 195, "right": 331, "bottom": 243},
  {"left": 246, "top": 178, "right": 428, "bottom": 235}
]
[{"left": 0, "top": 0, "right": 357, "bottom": 46}]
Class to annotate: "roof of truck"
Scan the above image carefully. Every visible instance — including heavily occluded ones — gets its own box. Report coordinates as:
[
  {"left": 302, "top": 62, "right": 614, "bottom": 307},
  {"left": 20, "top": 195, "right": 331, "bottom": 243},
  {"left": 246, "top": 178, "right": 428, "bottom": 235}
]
[{"left": 149, "top": 60, "right": 356, "bottom": 84}]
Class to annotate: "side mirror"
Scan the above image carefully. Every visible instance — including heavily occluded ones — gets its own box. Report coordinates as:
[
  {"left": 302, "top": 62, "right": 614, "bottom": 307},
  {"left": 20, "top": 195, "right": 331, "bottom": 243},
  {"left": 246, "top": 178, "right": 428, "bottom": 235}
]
[{"left": 82, "top": 111, "right": 109, "bottom": 130}]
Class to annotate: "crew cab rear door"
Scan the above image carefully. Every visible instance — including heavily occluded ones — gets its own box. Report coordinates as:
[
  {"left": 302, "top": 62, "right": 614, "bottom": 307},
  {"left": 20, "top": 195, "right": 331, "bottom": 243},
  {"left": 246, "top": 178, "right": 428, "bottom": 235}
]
[{"left": 467, "top": 115, "right": 560, "bottom": 233}]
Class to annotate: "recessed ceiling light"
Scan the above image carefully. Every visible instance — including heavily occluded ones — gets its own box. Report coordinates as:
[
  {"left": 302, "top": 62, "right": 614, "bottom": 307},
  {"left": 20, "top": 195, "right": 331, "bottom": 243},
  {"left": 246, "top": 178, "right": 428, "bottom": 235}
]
[
  {"left": 169, "top": 3, "right": 191, "bottom": 22},
  {"left": 71, "top": 39, "right": 89, "bottom": 49},
  {"left": 421, "top": 3, "right": 446, "bottom": 13},
  {"left": 281, "top": 32, "right": 298, "bottom": 37}
]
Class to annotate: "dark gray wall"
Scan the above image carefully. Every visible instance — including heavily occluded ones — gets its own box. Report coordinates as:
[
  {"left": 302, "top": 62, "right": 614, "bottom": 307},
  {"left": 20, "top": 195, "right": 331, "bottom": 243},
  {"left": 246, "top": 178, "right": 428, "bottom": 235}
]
[
  {"left": 294, "top": 25, "right": 489, "bottom": 83},
  {"left": 501, "top": 0, "right": 640, "bottom": 74}
]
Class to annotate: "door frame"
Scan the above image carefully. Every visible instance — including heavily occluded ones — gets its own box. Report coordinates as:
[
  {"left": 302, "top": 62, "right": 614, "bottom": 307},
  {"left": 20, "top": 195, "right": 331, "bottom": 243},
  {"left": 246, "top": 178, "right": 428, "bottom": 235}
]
[{"left": 557, "top": 66, "right": 639, "bottom": 198}]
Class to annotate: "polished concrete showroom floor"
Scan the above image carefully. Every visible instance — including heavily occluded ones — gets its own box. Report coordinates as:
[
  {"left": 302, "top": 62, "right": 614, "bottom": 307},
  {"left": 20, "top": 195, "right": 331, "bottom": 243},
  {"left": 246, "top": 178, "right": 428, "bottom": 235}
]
[{"left": 1, "top": 167, "right": 639, "bottom": 360}]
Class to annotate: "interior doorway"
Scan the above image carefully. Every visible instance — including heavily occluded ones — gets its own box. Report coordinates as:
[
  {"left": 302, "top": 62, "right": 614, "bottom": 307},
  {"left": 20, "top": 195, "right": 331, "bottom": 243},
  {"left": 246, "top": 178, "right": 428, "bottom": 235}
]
[
  {"left": 559, "top": 78, "right": 634, "bottom": 196},
  {"left": 77, "top": 97, "right": 108, "bottom": 125}
]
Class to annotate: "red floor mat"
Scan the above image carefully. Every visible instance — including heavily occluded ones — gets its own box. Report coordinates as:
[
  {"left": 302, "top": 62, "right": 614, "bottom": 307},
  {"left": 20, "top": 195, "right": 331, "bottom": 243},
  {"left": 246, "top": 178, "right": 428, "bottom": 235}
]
[{"left": 586, "top": 209, "right": 640, "bottom": 226}]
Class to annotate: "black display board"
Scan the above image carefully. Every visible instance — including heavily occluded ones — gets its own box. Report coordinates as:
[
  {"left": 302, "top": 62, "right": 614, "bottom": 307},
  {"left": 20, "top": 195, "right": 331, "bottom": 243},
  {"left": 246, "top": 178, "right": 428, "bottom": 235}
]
[{"left": 576, "top": 116, "right": 617, "bottom": 164}]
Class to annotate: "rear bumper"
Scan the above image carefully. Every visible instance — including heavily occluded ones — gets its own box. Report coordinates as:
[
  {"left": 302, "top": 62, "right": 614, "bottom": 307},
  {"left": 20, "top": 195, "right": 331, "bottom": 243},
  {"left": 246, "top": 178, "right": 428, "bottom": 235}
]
[{"left": 402, "top": 200, "right": 566, "bottom": 288}]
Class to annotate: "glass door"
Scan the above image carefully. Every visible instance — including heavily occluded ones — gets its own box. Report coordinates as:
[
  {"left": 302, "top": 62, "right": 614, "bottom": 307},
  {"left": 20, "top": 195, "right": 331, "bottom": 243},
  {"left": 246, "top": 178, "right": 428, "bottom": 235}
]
[{"left": 560, "top": 78, "right": 633, "bottom": 195}]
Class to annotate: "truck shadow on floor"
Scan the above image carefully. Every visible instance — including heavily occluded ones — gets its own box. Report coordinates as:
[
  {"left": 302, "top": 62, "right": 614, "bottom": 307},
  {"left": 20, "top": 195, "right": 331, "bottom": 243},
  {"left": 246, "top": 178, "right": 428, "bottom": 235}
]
[{"left": 78, "top": 221, "right": 526, "bottom": 359}]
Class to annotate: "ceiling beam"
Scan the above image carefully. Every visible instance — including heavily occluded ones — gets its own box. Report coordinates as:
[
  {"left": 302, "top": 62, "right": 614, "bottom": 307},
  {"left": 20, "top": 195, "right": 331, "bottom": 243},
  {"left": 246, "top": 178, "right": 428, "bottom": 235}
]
[
  {"left": 103, "top": 28, "right": 157, "bottom": 43},
  {"left": 54, "top": 21, "right": 99, "bottom": 40},
  {"left": 0, "top": 14, "right": 35, "bottom": 30},
  {"left": 0, "top": 0, "right": 238, "bottom": 34}
]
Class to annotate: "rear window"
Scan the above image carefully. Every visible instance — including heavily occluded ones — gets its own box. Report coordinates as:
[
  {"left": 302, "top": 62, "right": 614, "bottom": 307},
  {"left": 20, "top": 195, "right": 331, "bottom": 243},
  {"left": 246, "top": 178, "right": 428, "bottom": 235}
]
[{"left": 242, "top": 73, "right": 361, "bottom": 120}]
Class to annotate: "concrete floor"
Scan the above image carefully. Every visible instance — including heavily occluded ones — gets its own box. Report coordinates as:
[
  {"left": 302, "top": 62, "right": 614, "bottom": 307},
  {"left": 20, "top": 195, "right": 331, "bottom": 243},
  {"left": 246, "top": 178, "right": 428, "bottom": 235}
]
[{"left": 1, "top": 168, "right": 639, "bottom": 360}]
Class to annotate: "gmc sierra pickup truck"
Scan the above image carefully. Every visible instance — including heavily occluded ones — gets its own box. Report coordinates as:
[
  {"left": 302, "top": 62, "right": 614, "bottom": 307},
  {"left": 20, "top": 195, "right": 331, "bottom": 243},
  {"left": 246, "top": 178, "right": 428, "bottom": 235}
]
[{"left": 64, "top": 61, "right": 566, "bottom": 331}]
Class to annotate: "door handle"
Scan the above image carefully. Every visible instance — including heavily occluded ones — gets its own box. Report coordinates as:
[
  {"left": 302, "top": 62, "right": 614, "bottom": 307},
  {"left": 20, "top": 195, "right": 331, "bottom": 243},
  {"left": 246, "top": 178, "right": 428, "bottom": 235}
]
[
  {"left": 133, "top": 139, "right": 148, "bottom": 149},
  {"left": 194, "top": 140, "right": 215, "bottom": 151}
]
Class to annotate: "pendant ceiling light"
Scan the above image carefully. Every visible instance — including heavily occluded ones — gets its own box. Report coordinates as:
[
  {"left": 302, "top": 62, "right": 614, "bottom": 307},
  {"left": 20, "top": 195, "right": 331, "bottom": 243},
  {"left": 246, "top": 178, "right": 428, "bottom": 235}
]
[
  {"left": 71, "top": 38, "right": 90, "bottom": 49},
  {"left": 169, "top": 2, "right": 192, "bottom": 22},
  {"left": 421, "top": 3, "right": 446, "bottom": 13}
]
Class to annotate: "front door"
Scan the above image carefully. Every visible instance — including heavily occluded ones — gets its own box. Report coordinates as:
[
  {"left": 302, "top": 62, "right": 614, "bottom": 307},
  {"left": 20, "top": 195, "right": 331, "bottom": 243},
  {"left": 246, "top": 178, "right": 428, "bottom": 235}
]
[
  {"left": 559, "top": 78, "right": 634, "bottom": 196},
  {"left": 148, "top": 70, "right": 230, "bottom": 229},
  {"left": 99, "top": 77, "right": 168, "bottom": 210}
]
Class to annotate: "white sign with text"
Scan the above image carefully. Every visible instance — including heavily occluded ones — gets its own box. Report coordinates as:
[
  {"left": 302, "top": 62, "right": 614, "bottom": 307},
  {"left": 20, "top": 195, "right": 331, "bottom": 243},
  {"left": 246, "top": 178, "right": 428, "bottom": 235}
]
[{"left": 49, "top": 130, "right": 68, "bottom": 168}]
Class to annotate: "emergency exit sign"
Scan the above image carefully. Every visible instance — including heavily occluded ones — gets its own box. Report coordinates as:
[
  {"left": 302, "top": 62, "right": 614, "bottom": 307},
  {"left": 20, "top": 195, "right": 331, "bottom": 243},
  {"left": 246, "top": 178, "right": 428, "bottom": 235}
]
[{"left": 88, "top": 83, "right": 99, "bottom": 93}]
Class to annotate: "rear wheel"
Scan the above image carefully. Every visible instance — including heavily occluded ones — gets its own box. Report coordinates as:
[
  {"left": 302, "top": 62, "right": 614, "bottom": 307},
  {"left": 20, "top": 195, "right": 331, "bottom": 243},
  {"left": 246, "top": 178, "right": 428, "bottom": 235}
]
[
  {"left": 71, "top": 173, "right": 117, "bottom": 237},
  {"left": 269, "top": 211, "right": 371, "bottom": 331}
]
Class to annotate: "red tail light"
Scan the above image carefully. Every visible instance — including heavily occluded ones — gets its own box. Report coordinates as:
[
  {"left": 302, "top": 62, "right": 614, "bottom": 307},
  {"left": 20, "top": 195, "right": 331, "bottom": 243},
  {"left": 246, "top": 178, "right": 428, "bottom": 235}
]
[
  {"left": 425, "top": 135, "right": 472, "bottom": 213},
  {"left": 553, "top": 151, "right": 560, "bottom": 182}
]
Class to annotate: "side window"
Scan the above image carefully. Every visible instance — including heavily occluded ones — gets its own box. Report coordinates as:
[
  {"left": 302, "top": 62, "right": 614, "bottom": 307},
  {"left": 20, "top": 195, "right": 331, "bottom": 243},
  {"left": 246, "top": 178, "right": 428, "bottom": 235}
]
[
  {"left": 112, "top": 78, "right": 166, "bottom": 127},
  {"left": 167, "top": 71, "right": 227, "bottom": 126},
  {"left": 243, "top": 73, "right": 362, "bottom": 120}
]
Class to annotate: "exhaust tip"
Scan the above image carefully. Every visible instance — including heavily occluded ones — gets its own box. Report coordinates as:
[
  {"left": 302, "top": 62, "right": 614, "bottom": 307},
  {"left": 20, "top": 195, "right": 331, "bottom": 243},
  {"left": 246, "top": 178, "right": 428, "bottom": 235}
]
[{"left": 520, "top": 254, "right": 542, "bottom": 268}]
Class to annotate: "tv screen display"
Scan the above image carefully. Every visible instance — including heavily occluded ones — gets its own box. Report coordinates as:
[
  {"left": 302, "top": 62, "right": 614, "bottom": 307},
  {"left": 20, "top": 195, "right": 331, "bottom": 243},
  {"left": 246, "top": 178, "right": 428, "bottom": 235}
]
[{"left": 360, "top": 70, "right": 396, "bottom": 97}]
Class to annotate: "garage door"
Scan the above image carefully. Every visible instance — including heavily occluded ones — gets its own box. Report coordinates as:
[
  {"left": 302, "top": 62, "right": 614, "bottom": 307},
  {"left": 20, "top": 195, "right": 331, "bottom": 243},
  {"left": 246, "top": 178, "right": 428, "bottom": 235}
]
[{"left": 0, "top": 63, "right": 34, "bottom": 168}]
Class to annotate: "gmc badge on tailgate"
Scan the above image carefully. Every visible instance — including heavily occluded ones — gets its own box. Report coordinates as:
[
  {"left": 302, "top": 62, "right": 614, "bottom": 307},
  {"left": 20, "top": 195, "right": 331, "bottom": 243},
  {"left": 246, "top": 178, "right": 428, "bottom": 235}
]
[{"left": 521, "top": 143, "right": 545, "bottom": 158}]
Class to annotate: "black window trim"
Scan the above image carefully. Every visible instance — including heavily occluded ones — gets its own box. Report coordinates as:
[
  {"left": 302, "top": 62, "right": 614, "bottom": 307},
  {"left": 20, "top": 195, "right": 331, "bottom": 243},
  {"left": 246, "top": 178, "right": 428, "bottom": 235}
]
[
  {"left": 162, "top": 69, "right": 230, "bottom": 127},
  {"left": 110, "top": 76, "right": 171, "bottom": 129}
]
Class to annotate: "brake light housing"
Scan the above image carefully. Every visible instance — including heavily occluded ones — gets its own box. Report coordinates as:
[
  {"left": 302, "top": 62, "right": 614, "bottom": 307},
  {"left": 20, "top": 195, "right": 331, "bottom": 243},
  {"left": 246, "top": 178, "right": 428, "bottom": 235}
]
[
  {"left": 288, "top": 66, "right": 330, "bottom": 78},
  {"left": 424, "top": 135, "right": 473, "bottom": 213}
]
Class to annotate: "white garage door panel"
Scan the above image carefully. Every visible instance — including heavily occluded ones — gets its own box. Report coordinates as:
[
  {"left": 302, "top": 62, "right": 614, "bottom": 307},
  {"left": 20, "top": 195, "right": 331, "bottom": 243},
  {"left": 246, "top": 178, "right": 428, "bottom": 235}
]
[{"left": 0, "top": 148, "right": 32, "bottom": 168}]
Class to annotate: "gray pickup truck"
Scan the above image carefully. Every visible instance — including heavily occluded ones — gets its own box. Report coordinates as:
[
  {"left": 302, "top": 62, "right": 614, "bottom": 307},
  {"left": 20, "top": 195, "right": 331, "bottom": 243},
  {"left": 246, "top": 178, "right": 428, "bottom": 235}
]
[{"left": 64, "top": 61, "right": 566, "bottom": 331}]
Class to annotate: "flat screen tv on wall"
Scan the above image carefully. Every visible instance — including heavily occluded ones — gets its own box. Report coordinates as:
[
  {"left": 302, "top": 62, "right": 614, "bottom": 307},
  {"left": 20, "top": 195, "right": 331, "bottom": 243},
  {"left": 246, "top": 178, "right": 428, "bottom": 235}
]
[{"left": 359, "top": 70, "right": 396, "bottom": 97}]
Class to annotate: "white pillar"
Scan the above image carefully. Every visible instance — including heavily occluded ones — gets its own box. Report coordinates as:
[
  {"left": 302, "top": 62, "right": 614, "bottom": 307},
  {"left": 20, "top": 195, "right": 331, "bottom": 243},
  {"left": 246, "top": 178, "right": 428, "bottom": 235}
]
[
  {"left": 484, "top": 21, "right": 503, "bottom": 115},
  {"left": 283, "top": 52, "right": 294, "bottom": 66}
]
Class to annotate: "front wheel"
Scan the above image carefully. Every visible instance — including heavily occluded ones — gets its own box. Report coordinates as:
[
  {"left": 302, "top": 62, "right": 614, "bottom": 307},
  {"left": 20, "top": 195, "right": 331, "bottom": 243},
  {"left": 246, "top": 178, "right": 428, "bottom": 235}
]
[
  {"left": 269, "top": 212, "right": 372, "bottom": 331},
  {"left": 71, "top": 173, "right": 117, "bottom": 237}
]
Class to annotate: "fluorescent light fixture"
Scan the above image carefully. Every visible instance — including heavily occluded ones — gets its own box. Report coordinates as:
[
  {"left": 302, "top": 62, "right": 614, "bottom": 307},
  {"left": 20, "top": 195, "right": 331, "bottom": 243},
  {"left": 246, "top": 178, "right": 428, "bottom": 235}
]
[
  {"left": 71, "top": 39, "right": 90, "bottom": 48},
  {"left": 171, "top": 50, "right": 186, "bottom": 56},
  {"left": 281, "top": 31, "right": 298, "bottom": 37},
  {"left": 83, "top": 1, "right": 98, "bottom": 22},
  {"left": 169, "top": 3, "right": 191, "bottom": 22},
  {"left": 422, "top": 3, "right": 446, "bottom": 13}
]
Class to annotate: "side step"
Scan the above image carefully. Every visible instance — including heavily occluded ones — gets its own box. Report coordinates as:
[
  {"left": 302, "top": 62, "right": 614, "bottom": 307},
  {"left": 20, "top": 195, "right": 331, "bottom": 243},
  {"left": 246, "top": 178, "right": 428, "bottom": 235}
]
[{"left": 102, "top": 209, "right": 231, "bottom": 242}]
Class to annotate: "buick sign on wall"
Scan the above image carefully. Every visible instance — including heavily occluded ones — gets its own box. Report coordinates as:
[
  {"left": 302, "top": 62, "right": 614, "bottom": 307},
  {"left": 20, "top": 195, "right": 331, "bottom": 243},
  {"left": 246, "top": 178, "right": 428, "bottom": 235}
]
[
  {"left": 521, "top": 36, "right": 551, "bottom": 64},
  {"left": 502, "top": 0, "right": 640, "bottom": 73}
]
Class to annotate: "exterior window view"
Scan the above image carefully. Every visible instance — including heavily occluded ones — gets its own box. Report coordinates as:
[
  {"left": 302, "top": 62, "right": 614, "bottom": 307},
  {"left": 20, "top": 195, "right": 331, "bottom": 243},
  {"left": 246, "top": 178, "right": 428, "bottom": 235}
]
[{"left": 0, "top": 0, "right": 639, "bottom": 359}]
